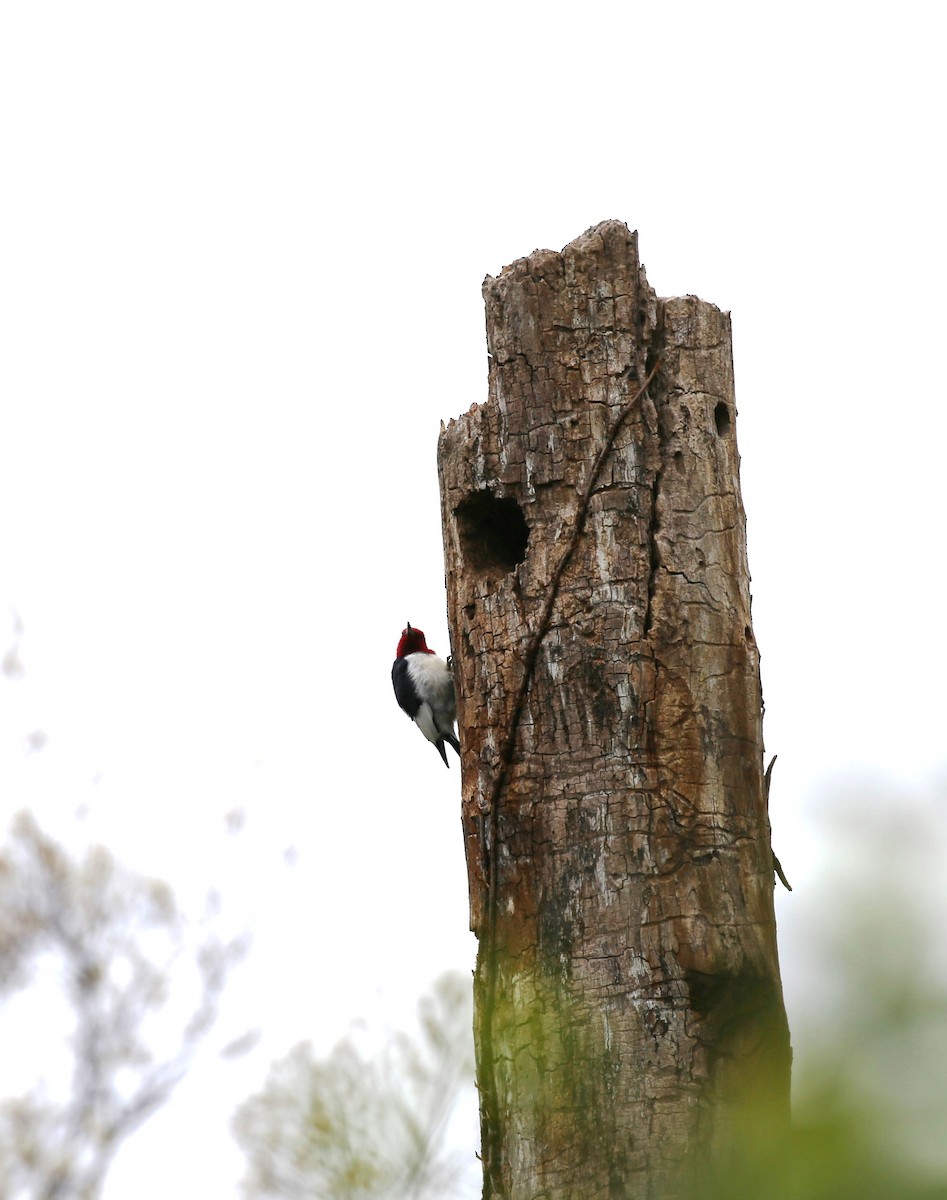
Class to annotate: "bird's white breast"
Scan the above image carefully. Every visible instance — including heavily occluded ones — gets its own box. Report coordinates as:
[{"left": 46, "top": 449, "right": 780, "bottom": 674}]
[{"left": 406, "top": 653, "right": 456, "bottom": 720}]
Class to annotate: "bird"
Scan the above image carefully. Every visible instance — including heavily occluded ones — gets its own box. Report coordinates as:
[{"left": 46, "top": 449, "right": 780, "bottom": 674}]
[{"left": 392, "top": 622, "right": 460, "bottom": 767}]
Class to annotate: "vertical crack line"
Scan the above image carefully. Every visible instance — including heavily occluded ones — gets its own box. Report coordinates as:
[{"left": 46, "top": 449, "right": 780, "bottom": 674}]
[{"left": 643, "top": 461, "right": 663, "bottom": 638}]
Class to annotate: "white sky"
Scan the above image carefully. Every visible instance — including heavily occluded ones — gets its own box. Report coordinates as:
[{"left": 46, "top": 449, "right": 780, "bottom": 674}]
[{"left": 1, "top": 1, "right": 945, "bottom": 1195}]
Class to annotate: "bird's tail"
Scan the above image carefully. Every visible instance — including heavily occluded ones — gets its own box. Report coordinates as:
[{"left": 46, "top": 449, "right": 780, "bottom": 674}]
[{"left": 436, "top": 732, "right": 461, "bottom": 768}]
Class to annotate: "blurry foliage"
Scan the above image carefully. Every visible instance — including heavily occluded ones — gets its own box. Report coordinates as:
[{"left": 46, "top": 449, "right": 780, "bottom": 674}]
[
  {"left": 777, "top": 782, "right": 947, "bottom": 1197},
  {"left": 0, "top": 811, "right": 248, "bottom": 1200},
  {"left": 232, "top": 971, "right": 476, "bottom": 1200},
  {"left": 697, "top": 1096, "right": 947, "bottom": 1200}
]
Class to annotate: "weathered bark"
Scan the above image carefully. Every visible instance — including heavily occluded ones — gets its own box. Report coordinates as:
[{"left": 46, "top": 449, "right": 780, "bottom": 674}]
[{"left": 437, "top": 221, "right": 791, "bottom": 1199}]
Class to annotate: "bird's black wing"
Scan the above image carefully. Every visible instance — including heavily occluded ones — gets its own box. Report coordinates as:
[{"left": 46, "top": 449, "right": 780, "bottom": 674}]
[{"left": 391, "top": 658, "right": 421, "bottom": 718}]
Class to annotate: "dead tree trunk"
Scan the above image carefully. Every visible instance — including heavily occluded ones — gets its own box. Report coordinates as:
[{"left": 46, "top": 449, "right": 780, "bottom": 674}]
[{"left": 437, "top": 221, "right": 791, "bottom": 1199}]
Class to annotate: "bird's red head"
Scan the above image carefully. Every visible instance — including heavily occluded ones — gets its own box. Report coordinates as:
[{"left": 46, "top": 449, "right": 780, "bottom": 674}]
[{"left": 396, "top": 622, "right": 434, "bottom": 658}]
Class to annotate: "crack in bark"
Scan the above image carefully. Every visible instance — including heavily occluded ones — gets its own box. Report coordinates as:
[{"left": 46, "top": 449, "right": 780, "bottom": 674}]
[{"left": 643, "top": 462, "right": 663, "bottom": 640}]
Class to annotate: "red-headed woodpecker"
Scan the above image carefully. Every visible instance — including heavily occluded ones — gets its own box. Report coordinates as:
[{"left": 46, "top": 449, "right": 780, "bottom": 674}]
[{"left": 392, "top": 622, "right": 460, "bottom": 767}]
